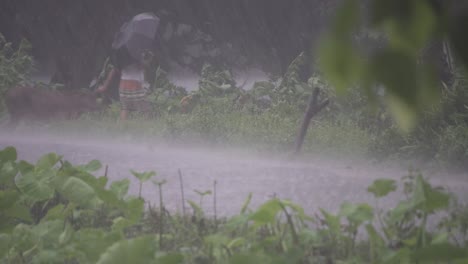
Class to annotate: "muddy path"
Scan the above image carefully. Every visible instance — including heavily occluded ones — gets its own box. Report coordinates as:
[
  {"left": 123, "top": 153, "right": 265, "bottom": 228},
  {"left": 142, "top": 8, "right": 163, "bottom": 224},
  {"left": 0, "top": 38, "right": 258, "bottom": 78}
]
[{"left": 1, "top": 133, "right": 467, "bottom": 217}]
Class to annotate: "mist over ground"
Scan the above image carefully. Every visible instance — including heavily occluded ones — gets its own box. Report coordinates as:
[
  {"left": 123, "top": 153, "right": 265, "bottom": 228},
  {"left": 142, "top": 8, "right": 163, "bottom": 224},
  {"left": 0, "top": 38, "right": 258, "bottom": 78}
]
[{"left": 1, "top": 130, "right": 467, "bottom": 217}]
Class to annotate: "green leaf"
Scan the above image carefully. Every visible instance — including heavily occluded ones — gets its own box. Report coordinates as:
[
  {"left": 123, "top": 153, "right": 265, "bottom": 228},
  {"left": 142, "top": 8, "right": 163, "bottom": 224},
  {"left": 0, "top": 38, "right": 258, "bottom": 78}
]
[
  {"left": 387, "top": 95, "right": 418, "bottom": 132},
  {"left": 32, "top": 220, "right": 63, "bottom": 248},
  {"left": 318, "top": 0, "right": 363, "bottom": 94},
  {"left": 36, "top": 153, "right": 61, "bottom": 169},
  {"left": 3, "top": 203, "right": 32, "bottom": 222},
  {"left": 15, "top": 169, "right": 55, "bottom": 201},
  {"left": 0, "top": 146, "right": 17, "bottom": 163},
  {"left": 249, "top": 199, "right": 282, "bottom": 225},
  {"left": 110, "top": 179, "right": 130, "bottom": 200},
  {"left": 111, "top": 217, "right": 132, "bottom": 232},
  {"left": 319, "top": 35, "right": 364, "bottom": 94},
  {"left": 367, "top": 179, "right": 397, "bottom": 198},
  {"left": 340, "top": 202, "right": 373, "bottom": 224},
  {"left": 124, "top": 197, "right": 144, "bottom": 224},
  {"left": 74, "top": 229, "right": 122, "bottom": 263},
  {"left": 60, "top": 177, "right": 101, "bottom": 208},
  {"left": 41, "top": 204, "right": 67, "bottom": 221},
  {"left": 390, "top": 200, "right": 415, "bottom": 223},
  {"left": 376, "top": 0, "right": 437, "bottom": 53},
  {"left": 0, "top": 190, "right": 20, "bottom": 210},
  {"left": 130, "top": 170, "right": 156, "bottom": 182},
  {"left": 78, "top": 160, "right": 102, "bottom": 172},
  {"left": 320, "top": 208, "right": 341, "bottom": 234},
  {"left": 412, "top": 175, "right": 450, "bottom": 213},
  {"left": 96, "top": 235, "right": 156, "bottom": 264}
]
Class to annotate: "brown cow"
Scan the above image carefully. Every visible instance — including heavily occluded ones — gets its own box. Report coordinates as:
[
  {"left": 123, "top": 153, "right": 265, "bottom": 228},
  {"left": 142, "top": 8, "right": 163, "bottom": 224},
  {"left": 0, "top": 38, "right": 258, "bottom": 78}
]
[{"left": 5, "top": 85, "right": 101, "bottom": 126}]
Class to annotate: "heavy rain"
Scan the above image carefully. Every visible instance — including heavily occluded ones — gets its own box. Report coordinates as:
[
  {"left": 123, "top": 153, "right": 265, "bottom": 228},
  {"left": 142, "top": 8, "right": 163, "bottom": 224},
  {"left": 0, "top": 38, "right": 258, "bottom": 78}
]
[{"left": 1, "top": 1, "right": 468, "bottom": 263}]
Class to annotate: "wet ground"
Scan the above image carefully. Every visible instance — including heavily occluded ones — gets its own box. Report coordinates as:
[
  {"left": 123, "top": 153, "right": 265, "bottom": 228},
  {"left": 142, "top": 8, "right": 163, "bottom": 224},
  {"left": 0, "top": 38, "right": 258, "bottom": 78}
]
[{"left": 1, "top": 133, "right": 467, "bottom": 217}]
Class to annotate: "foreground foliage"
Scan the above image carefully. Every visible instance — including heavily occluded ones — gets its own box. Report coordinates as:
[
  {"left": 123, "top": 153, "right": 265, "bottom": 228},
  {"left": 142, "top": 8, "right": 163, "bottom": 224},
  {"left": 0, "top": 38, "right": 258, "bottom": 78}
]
[{"left": 1, "top": 146, "right": 467, "bottom": 263}]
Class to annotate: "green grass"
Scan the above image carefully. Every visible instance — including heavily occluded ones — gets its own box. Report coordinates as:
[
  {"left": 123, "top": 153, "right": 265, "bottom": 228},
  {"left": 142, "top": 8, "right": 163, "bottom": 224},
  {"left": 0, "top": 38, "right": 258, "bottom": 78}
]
[{"left": 31, "top": 100, "right": 371, "bottom": 161}]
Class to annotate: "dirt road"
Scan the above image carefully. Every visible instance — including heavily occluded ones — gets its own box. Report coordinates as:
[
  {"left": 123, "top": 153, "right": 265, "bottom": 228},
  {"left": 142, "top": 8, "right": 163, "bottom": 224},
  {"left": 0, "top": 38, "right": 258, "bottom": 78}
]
[{"left": 1, "top": 133, "right": 467, "bottom": 217}]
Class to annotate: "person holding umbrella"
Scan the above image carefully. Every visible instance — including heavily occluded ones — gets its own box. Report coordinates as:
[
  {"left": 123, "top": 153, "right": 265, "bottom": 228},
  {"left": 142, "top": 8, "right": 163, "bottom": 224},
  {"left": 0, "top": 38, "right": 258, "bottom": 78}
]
[{"left": 96, "top": 12, "right": 160, "bottom": 121}]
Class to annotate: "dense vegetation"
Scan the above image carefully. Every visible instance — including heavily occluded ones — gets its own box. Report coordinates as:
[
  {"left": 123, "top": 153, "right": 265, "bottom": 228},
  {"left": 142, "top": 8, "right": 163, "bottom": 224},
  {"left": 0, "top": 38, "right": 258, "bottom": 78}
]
[{"left": 1, "top": 146, "right": 468, "bottom": 263}]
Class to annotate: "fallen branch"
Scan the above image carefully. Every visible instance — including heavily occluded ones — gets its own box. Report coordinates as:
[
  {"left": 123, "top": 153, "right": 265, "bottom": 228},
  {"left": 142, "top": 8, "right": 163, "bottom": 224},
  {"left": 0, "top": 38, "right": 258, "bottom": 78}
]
[{"left": 294, "top": 87, "right": 329, "bottom": 154}]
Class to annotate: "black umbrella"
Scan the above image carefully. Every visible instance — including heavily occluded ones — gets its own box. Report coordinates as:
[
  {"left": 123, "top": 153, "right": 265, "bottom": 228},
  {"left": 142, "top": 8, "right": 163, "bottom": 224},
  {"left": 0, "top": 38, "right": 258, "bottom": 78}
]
[{"left": 111, "top": 12, "right": 160, "bottom": 68}]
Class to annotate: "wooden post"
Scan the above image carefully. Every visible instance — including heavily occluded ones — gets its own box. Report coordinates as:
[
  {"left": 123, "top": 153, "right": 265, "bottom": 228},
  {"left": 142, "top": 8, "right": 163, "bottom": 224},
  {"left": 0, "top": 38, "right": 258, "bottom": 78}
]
[{"left": 294, "top": 87, "right": 329, "bottom": 154}]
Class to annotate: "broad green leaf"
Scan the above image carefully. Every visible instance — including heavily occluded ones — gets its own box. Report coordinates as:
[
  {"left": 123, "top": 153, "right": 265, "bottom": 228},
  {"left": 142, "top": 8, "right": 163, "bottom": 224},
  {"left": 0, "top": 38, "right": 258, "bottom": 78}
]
[
  {"left": 96, "top": 235, "right": 156, "bottom": 264},
  {"left": 130, "top": 170, "right": 156, "bottom": 182},
  {"left": 36, "top": 153, "right": 61, "bottom": 169},
  {"left": 227, "top": 237, "right": 246, "bottom": 249},
  {"left": 17, "top": 160, "right": 34, "bottom": 174},
  {"left": 60, "top": 177, "right": 101, "bottom": 208},
  {"left": 371, "top": 50, "right": 417, "bottom": 106},
  {"left": 0, "top": 189, "right": 20, "bottom": 210},
  {"left": 340, "top": 202, "right": 373, "bottom": 224},
  {"left": 367, "top": 179, "right": 397, "bottom": 198},
  {"left": 111, "top": 217, "right": 132, "bottom": 232},
  {"left": 15, "top": 169, "right": 55, "bottom": 201},
  {"left": 95, "top": 188, "right": 123, "bottom": 209},
  {"left": 31, "top": 220, "right": 63, "bottom": 248},
  {"left": 11, "top": 224, "right": 36, "bottom": 253},
  {"left": 96, "top": 176, "right": 108, "bottom": 189},
  {"left": 389, "top": 200, "right": 415, "bottom": 223},
  {"left": 378, "top": 1, "right": 436, "bottom": 53},
  {"left": 80, "top": 159, "right": 102, "bottom": 172},
  {"left": 32, "top": 250, "right": 60, "bottom": 264},
  {"left": 413, "top": 175, "right": 450, "bottom": 213},
  {"left": 41, "top": 204, "right": 67, "bottom": 222},
  {"left": 318, "top": 0, "right": 363, "bottom": 94},
  {"left": 3, "top": 203, "right": 32, "bottom": 222},
  {"left": 387, "top": 94, "right": 417, "bottom": 132},
  {"left": 249, "top": 199, "right": 282, "bottom": 225},
  {"left": 110, "top": 179, "right": 130, "bottom": 200},
  {"left": 320, "top": 208, "right": 341, "bottom": 234},
  {"left": 332, "top": 0, "right": 360, "bottom": 35},
  {"left": 124, "top": 197, "right": 144, "bottom": 223},
  {"left": 319, "top": 35, "right": 364, "bottom": 94},
  {"left": 0, "top": 146, "right": 17, "bottom": 163},
  {"left": 74, "top": 229, "right": 122, "bottom": 263}
]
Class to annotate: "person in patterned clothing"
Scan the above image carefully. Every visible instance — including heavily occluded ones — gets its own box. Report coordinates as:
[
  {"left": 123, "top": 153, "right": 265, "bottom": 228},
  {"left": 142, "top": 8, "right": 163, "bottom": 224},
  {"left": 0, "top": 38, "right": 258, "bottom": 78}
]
[{"left": 96, "top": 50, "right": 153, "bottom": 120}]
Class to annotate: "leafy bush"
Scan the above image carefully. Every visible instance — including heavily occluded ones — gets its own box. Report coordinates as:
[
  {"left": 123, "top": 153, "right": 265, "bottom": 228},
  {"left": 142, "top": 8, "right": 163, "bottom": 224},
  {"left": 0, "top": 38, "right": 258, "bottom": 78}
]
[
  {"left": 0, "top": 33, "right": 34, "bottom": 113},
  {"left": 1, "top": 146, "right": 468, "bottom": 263}
]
